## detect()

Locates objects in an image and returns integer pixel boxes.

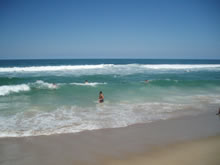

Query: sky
[0,0,220,59]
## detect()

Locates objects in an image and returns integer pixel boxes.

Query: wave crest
[0,80,108,96]
[70,82,107,87]
[0,64,111,72]
[0,64,219,74]
[0,84,30,96]
[34,80,58,89]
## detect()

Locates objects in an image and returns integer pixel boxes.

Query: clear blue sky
[0,0,220,59]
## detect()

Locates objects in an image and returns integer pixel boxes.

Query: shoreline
[0,110,218,139]
[0,112,220,165]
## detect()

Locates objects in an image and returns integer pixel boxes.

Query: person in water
[216,107,220,115]
[85,80,88,84]
[52,83,57,88]
[99,91,104,103]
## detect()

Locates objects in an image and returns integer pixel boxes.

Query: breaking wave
[0,84,30,96]
[0,80,107,96]
[70,82,107,87]
[33,80,58,89]
[0,64,219,73]
[0,64,111,72]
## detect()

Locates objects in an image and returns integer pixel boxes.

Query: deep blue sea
[0,59,220,137]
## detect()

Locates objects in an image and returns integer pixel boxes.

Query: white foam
[70,82,107,87]
[0,80,59,96]
[0,99,216,137]
[141,64,220,70]
[34,80,58,89]
[0,64,111,72]
[0,64,219,74]
[0,84,30,96]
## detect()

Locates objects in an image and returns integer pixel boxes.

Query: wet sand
[0,112,220,165]
[106,135,220,165]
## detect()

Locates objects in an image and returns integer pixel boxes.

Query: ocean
[0,59,220,137]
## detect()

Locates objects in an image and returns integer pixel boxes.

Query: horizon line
[0,58,220,60]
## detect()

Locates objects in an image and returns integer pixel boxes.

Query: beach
[106,135,220,165]
[1,111,220,165]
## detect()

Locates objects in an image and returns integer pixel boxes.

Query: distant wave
[141,64,220,70]
[0,64,220,73]
[0,81,57,96]
[70,82,107,87]
[0,84,30,96]
[0,64,112,72]
[33,80,58,89]
[0,80,107,96]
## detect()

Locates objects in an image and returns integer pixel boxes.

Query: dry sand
[0,112,220,165]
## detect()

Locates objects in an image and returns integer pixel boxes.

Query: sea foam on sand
[0,112,219,165]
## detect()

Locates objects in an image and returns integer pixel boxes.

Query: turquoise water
[0,59,220,137]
